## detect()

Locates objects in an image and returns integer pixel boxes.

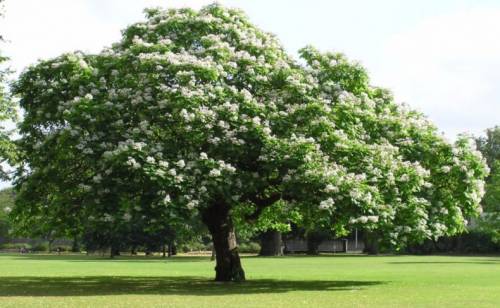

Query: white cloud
[374,8,500,138]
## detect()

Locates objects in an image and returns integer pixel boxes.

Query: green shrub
[238,242,261,253]
[405,230,500,254]
[55,245,73,252]
[179,241,209,253]
[0,243,32,250]
[31,243,49,252]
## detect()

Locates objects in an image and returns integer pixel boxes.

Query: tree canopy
[0,188,14,242]
[477,126,500,173]
[476,127,500,242]
[12,4,488,281]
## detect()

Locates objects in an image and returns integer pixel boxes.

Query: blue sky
[2,0,500,139]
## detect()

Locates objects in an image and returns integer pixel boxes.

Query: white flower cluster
[319,198,335,210]
[350,216,379,224]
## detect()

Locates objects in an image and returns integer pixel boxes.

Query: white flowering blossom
[163,194,171,205]
[186,200,199,210]
[176,160,186,168]
[441,166,451,173]
[209,169,221,177]
[319,198,335,210]
[92,174,102,183]
[168,169,177,176]
[126,157,141,170]
[324,184,339,193]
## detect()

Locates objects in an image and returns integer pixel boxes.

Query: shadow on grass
[6,254,500,264]
[0,276,383,297]
[5,254,212,263]
[387,260,500,265]
[3,254,372,263]
[3,253,383,263]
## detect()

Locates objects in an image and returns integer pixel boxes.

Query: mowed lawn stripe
[0,254,498,307]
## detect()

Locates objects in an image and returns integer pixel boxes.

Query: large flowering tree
[12,4,488,281]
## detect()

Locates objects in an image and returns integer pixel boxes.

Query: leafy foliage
[475,127,500,242]
[0,187,14,241]
[476,126,500,173]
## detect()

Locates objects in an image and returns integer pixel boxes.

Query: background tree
[480,163,500,242]
[12,4,488,282]
[476,126,500,170]
[476,127,500,242]
[0,188,14,243]
[232,200,298,256]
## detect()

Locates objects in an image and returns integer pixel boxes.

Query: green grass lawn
[0,253,499,307]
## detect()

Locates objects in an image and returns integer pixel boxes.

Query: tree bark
[167,242,172,257]
[71,237,80,253]
[202,202,245,282]
[110,242,120,258]
[48,238,55,253]
[363,231,379,255]
[131,246,137,255]
[259,230,283,256]
[306,232,323,255]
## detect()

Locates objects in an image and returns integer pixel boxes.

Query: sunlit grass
[0,253,499,307]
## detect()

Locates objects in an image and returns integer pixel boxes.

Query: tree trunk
[259,230,283,256]
[202,202,245,282]
[71,237,80,253]
[306,232,322,255]
[48,238,55,253]
[363,231,379,255]
[110,243,120,258]
[210,246,215,261]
